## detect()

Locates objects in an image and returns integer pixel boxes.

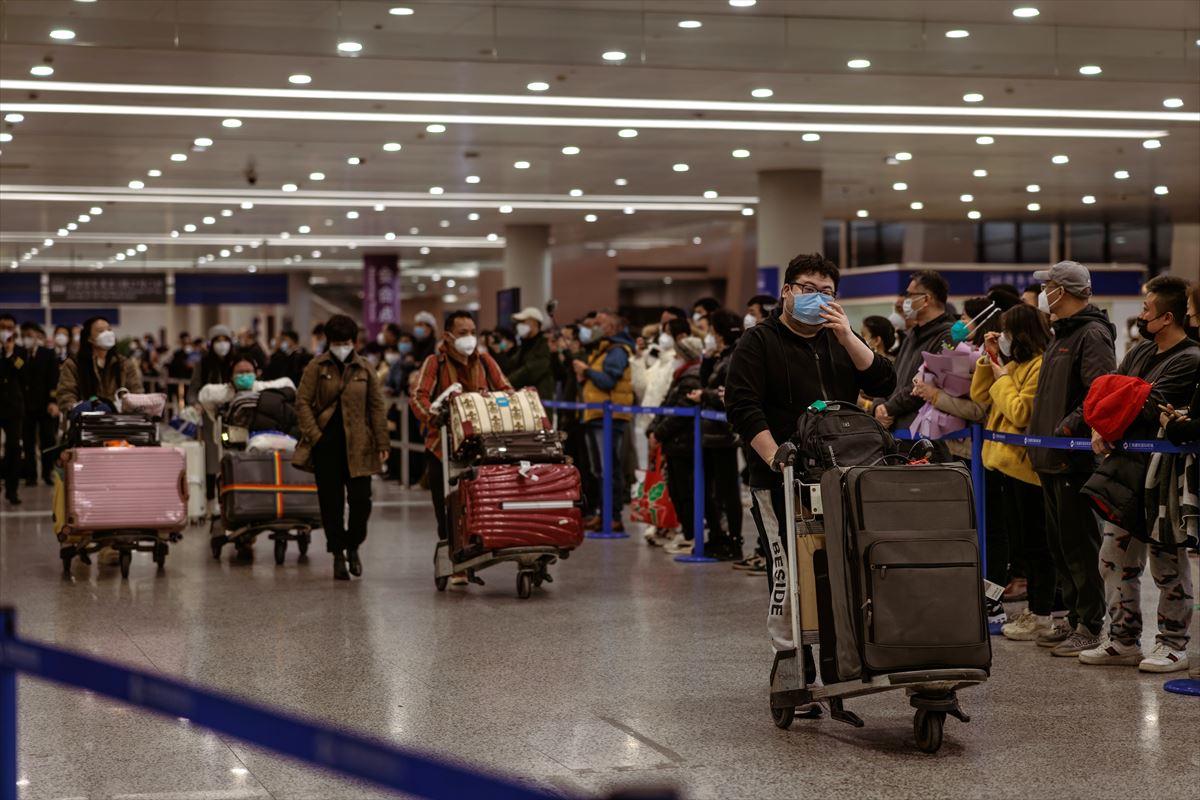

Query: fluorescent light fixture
[960,194,974,202]
[1081,195,1096,204]
[382,142,402,151]
[288,74,312,85]
[309,171,325,180]
[963,93,984,103]
[30,66,55,76]
[194,137,213,147]
[618,128,638,138]
[1163,98,1183,108]
[678,20,702,29]
[673,163,689,172]
[3,113,23,122]
[50,29,76,40]
[568,188,583,196]
[128,180,144,189]
[1012,7,1040,17]
[856,209,869,218]
[751,88,774,98]
[1113,170,1130,179]
[1143,139,1161,149]
[170,153,187,161]
[1027,202,1041,211]
[1078,65,1102,76]
[894,151,912,160]
[967,210,981,219]
[465,175,481,184]
[892,182,908,191]
[426,123,446,133]
[945,29,969,38]
[910,201,924,210]
[527,81,550,92]
[389,6,414,14]
[602,50,627,61]
[561,145,580,155]
[847,59,871,69]
[729,0,757,6]
[221,118,242,128]
[1051,154,1069,164]
[1027,184,1041,192]
[1154,185,1169,195]
[337,41,363,53]
[513,160,531,169]
[976,136,994,145]
[703,190,718,198]
[732,148,750,158]
[801,132,821,142]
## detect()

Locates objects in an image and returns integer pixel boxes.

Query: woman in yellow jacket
[970,304,1058,643]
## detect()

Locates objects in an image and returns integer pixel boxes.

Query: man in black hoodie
[726,253,896,659]
[1023,261,1116,657]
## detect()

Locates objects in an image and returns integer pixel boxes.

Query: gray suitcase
[819,464,991,683]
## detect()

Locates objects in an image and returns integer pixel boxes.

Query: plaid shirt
[411,344,511,458]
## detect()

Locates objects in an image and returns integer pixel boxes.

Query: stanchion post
[587,402,628,539]
[399,397,410,489]
[1,607,17,800]
[969,423,987,579]
[676,407,717,563]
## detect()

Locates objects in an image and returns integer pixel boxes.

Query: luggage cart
[59,530,181,580]
[429,385,575,599]
[767,459,987,754]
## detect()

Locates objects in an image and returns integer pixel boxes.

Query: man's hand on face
[818,300,854,344]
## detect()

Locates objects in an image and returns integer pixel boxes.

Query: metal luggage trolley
[768,458,987,754]
[59,525,181,581]
[429,385,574,599]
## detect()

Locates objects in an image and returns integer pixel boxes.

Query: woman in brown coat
[56,316,143,410]
[294,315,389,580]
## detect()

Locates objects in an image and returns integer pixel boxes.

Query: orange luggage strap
[220,452,317,518]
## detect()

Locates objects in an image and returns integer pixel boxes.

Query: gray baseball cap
[1032,260,1092,297]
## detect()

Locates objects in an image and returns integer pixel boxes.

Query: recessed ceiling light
[1078,65,1102,76]
[960,194,974,202]
[614,178,628,186]
[973,169,988,177]
[855,209,870,218]
[1113,170,1130,180]
[910,201,924,210]
[618,128,638,138]
[1153,185,1169,195]
[584,213,598,222]
[963,93,984,103]
[282,183,298,191]
[741,208,755,216]
[30,65,54,76]
[347,155,362,165]
[801,132,821,142]
[297,224,310,233]
[372,204,383,211]
[894,151,912,161]
[429,186,444,194]
[3,113,24,123]
[220,209,232,217]
[945,29,970,38]
[731,148,750,158]
[201,216,215,225]
[673,163,689,172]
[468,212,480,220]
[892,182,908,191]
[0,132,11,143]
[526,81,550,92]
[623,207,635,215]
[751,88,774,98]
[1162,98,1183,108]
[486,233,499,241]
[1026,184,1041,192]
[128,179,144,189]
[513,160,531,169]
[221,118,242,128]
[1081,195,1096,204]
[309,171,325,180]
[288,74,312,85]
[847,59,871,69]
[703,190,719,199]
[193,137,213,147]
[1027,202,1041,211]
[115,253,125,260]
[729,0,757,6]
[66,222,77,230]
[426,123,446,133]
[1012,7,1040,18]
[337,41,363,53]
[382,142,402,152]
[219,249,230,257]
[976,136,994,145]
[241,201,254,209]
[384,232,396,240]
[90,206,102,214]
[602,50,627,62]
[183,223,196,232]
[439,220,450,228]
[346,211,359,220]
[561,145,580,155]
[168,229,177,237]
[499,205,513,213]
[169,152,187,161]
[78,214,90,222]
[465,175,481,183]
[1051,154,1069,164]
[1142,139,1162,149]
[389,6,415,14]
[568,188,583,196]
[678,20,703,29]
[967,210,982,220]
[50,29,76,40]
[146,169,161,177]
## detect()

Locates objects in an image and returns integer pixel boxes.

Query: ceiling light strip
[0,232,505,248]
[0,103,1167,138]
[2,80,1194,123]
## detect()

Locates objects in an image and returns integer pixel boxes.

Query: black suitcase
[459,431,565,464]
[219,451,321,528]
[819,464,991,682]
[68,413,159,447]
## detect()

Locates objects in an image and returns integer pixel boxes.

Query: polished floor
[1,478,1197,800]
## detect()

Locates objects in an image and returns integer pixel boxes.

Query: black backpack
[790,400,897,483]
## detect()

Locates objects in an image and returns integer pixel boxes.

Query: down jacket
[970,354,1043,486]
[293,351,389,478]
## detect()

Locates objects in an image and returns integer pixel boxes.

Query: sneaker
[664,535,694,555]
[1050,625,1101,657]
[650,529,674,547]
[642,525,659,545]
[449,572,469,586]
[732,556,759,571]
[1078,636,1142,666]
[1002,577,1028,602]
[1139,643,1190,674]
[1001,610,1053,641]
[744,555,768,576]
[1035,618,1072,647]
[986,598,1007,626]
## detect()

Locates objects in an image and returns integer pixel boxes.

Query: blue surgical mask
[790,292,832,326]
[398,341,413,355]
[949,320,971,344]
[233,373,255,390]
[578,325,594,344]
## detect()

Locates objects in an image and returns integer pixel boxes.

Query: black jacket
[505,331,554,400]
[0,346,28,420]
[238,342,269,373]
[700,345,737,448]
[1028,305,1117,475]
[20,346,59,411]
[873,311,954,429]
[1164,378,1200,445]
[1082,336,1200,537]
[191,351,235,400]
[647,362,703,458]
[726,313,896,488]
[264,348,311,386]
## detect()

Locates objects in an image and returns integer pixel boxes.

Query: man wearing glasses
[726,253,896,665]
[871,269,955,431]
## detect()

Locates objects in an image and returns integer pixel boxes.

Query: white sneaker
[1139,642,1190,673]
[664,534,693,555]
[642,525,659,545]
[1078,636,1143,666]
[1001,610,1053,641]
[449,572,468,586]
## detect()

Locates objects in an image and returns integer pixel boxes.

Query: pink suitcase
[61,446,187,537]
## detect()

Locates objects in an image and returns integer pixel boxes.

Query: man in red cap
[1080,275,1199,673]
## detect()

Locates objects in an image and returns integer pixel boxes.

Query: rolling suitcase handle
[782,461,806,693]
[178,471,188,503]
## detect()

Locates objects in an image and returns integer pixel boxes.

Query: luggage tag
[516,460,539,481]
[983,579,1006,603]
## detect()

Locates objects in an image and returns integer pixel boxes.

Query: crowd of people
[1,256,1197,674]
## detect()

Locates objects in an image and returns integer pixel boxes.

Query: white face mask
[212,340,231,357]
[278,340,290,354]
[887,311,906,331]
[743,313,757,330]
[0,330,12,344]
[366,353,380,367]
[703,333,716,352]
[516,322,531,340]
[376,331,387,346]
[692,311,703,323]
[94,329,117,350]
[657,332,674,350]
[384,352,401,366]
[453,334,478,357]
[330,344,354,361]
[998,332,1013,358]
[22,336,36,350]
[54,332,69,347]
[1038,286,1063,315]
[901,296,925,320]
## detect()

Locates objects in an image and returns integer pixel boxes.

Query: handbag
[629,446,679,529]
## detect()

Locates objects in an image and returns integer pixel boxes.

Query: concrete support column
[1169,222,1199,283]
[756,170,823,272]
[503,224,551,313]
[287,270,313,338]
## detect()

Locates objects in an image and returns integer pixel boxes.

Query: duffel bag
[116,388,168,419]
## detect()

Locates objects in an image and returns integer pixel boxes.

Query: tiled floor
[1,479,1197,800]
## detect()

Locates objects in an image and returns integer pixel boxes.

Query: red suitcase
[61,446,187,537]
[449,463,584,556]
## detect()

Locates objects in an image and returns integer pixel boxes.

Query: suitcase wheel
[770,704,795,730]
[274,538,287,565]
[913,709,945,754]
[516,570,533,600]
[298,535,310,559]
[211,536,227,560]
[435,575,448,592]
[118,550,132,580]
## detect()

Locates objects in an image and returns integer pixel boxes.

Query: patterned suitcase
[61,446,187,538]
[449,389,551,456]
[219,450,321,528]
[448,463,583,557]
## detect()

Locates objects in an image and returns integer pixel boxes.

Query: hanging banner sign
[48,272,167,304]
[363,254,400,339]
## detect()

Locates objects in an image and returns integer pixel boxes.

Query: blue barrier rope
[0,607,573,800]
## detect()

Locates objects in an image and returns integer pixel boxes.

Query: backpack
[790,400,897,483]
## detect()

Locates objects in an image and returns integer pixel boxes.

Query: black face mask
[1135,312,1167,340]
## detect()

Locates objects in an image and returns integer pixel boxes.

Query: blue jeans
[584,420,625,518]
